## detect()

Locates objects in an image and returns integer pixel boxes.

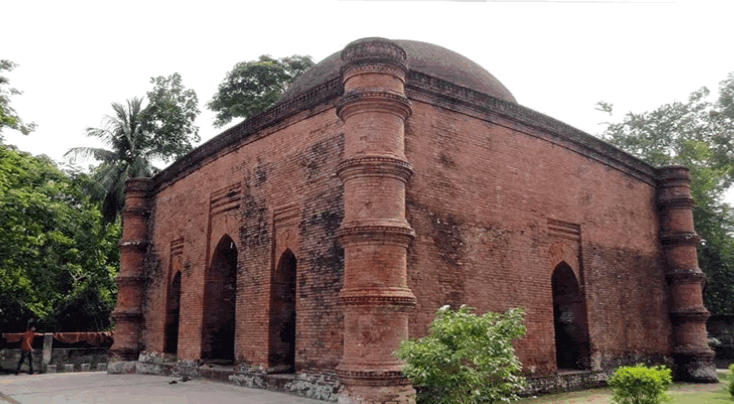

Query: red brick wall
[140,89,672,377]
[143,105,345,371]
[404,100,671,374]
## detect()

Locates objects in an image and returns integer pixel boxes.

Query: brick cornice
[147,66,659,194]
[405,71,657,185]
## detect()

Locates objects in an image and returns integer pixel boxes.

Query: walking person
[16,324,37,375]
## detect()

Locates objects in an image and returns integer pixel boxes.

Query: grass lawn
[517,370,732,404]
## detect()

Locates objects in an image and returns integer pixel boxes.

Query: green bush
[608,364,672,404]
[728,363,734,397]
[394,305,526,404]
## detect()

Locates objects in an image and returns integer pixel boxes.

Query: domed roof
[278,39,517,104]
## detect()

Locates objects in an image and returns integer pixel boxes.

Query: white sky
[3,0,734,199]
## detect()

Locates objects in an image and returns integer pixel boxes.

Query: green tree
[140,72,201,160]
[66,73,200,223]
[207,54,314,128]
[0,60,36,140]
[0,146,119,332]
[66,97,159,223]
[394,305,526,404]
[597,72,734,315]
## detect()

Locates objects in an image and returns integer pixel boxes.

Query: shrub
[608,364,672,404]
[728,363,734,397]
[394,305,526,404]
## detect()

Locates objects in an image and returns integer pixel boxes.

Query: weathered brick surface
[142,105,345,371]
[109,37,716,403]
[404,100,670,374]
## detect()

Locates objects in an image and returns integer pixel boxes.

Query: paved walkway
[0,372,325,404]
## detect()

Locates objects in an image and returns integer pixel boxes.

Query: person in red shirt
[15,324,36,375]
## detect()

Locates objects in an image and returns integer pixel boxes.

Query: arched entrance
[202,235,238,363]
[552,262,590,370]
[164,271,182,354]
[269,249,297,372]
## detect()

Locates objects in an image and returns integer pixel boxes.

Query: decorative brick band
[124,178,152,195]
[117,240,148,251]
[342,63,407,84]
[657,196,695,209]
[660,232,701,247]
[335,90,412,120]
[116,275,146,286]
[337,288,417,308]
[336,155,413,182]
[669,308,710,321]
[341,38,407,65]
[335,369,412,386]
[672,346,716,358]
[337,224,415,247]
[121,207,150,217]
[656,165,692,184]
[665,269,705,283]
[111,309,143,321]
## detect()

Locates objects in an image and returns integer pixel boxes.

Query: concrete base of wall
[524,370,608,396]
[128,353,341,401]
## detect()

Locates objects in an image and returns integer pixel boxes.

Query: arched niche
[202,235,238,363]
[164,271,182,354]
[552,261,590,370]
[269,249,297,372]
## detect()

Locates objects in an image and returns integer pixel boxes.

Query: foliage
[729,363,734,397]
[608,364,672,404]
[66,73,199,223]
[139,73,201,161]
[0,60,36,140]
[597,72,734,315]
[66,98,159,223]
[394,305,526,404]
[0,145,119,332]
[207,54,314,127]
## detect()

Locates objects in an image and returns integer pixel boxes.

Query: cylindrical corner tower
[656,166,717,382]
[110,178,151,361]
[335,38,417,404]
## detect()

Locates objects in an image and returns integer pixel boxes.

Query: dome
[278,39,517,104]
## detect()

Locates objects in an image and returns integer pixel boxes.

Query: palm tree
[66,98,160,223]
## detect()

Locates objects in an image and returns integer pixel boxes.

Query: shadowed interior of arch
[202,235,238,364]
[269,249,297,372]
[552,261,591,370]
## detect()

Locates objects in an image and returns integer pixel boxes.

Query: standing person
[16,324,36,375]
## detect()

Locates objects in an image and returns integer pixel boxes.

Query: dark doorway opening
[164,271,182,354]
[552,262,590,370]
[202,235,237,364]
[269,250,297,373]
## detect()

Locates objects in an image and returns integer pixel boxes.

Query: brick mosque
[109,38,717,403]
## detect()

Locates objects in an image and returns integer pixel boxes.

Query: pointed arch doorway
[202,235,238,363]
[164,271,182,354]
[269,249,297,372]
[552,262,590,370]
